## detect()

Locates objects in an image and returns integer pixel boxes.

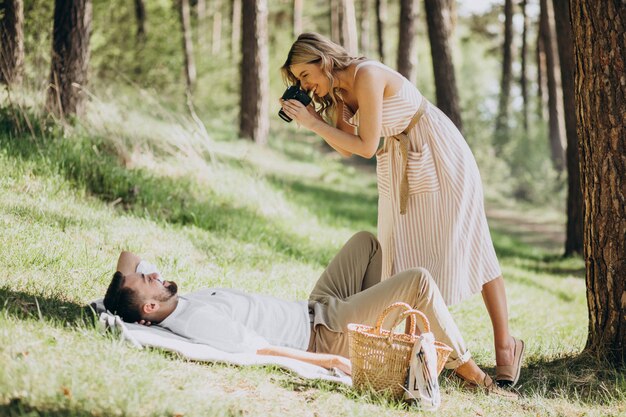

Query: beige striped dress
[343,61,502,306]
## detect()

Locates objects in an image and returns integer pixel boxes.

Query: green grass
[0,95,624,417]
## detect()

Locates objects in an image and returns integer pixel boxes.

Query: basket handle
[374,302,417,336]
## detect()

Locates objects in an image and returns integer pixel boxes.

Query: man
[104,232,501,390]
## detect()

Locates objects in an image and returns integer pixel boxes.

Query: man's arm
[257,346,351,375]
[116,251,141,275]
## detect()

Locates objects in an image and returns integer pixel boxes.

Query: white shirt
[136,261,311,354]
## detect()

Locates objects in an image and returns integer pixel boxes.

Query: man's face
[123,272,178,304]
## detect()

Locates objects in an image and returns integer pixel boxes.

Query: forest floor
[0,94,623,417]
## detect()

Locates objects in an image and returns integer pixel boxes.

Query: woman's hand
[279,99,323,130]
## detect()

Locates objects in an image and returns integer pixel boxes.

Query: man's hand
[136,320,152,326]
[332,355,352,376]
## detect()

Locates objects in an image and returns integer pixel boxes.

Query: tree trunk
[358,0,370,56]
[330,0,340,45]
[539,0,565,172]
[212,0,223,55]
[553,0,582,257]
[375,0,386,62]
[494,0,514,152]
[571,0,626,365]
[231,0,241,61]
[47,0,92,117]
[134,0,146,44]
[397,0,418,84]
[0,0,24,86]
[536,26,548,120]
[293,0,303,37]
[179,0,196,91]
[519,0,528,133]
[424,0,463,133]
[240,0,269,145]
[197,0,207,46]
[340,0,358,55]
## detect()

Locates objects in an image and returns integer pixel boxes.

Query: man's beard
[157,281,178,302]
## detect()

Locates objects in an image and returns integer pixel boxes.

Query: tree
[134,0,146,44]
[293,0,303,37]
[570,0,626,364]
[397,0,418,84]
[331,0,358,55]
[424,0,463,133]
[47,0,92,117]
[211,0,223,55]
[539,0,565,172]
[519,0,529,133]
[375,0,386,62]
[231,0,242,61]
[358,0,370,56]
[0,0,24,86]
[197,0,207,46]
[494,0,514,152]
[239,0,269,144]
[178,0,196,91]
[553,0,582,256]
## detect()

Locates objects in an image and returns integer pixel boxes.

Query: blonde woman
[279,33,524,387]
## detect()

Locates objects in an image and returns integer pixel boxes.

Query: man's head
[104,271,178,323]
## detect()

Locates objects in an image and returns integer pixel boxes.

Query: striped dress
[343,61,501,306]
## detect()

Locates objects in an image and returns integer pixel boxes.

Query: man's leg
[309,231,382,303]
[317,268,471,369]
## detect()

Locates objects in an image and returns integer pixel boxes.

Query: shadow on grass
[0,399,92,417]
[0,127,340,267]
[267,175,378,229]
[0,287,95,326]
[511,352,626,404]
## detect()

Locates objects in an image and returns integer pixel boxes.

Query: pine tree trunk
[231,0,241,61]
[375,0,386,63]
[358,0,370,56]
[539,0,565,172]
[553,0,582,257]
[212,0,223,55]
[519,0,528,133]
[397,0,418,84]
[424,0,463,133]
[494,0,514,152]
[47,0,92,117]
[330,0,340,44]
[134,0,146,44]
[0,0,24,86]
[293,0,303,37]
[240,0,269,145]
[179,0,196,91]
[536,27,547,120]
[571,0,626,365]
[340,0,358,55]
[197,0,207,46]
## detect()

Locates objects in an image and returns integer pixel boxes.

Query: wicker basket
[347,302,453,400]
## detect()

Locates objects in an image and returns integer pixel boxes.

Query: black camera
[278,85,312,122]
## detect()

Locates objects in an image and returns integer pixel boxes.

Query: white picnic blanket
[90,300,352,385]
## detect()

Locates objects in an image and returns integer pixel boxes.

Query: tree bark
[179,0,196,91]
[231,0,241,61]
[553,0,582,257]
[494,0,514,152]
[293,0,303,37]
[340,0,358,55]
[571,0,626,365]
[240,0,269,145]
[375,0,386,62]
[539,0,565,172]
[134,0,146,44]
[424,0,463,133]
[330,0,340,45]
[397,0,418,84]
[519,0,529,133]
[358,0,370,56]
[0,0,24,86]
[47,0,92,117]
[212,0,223,55]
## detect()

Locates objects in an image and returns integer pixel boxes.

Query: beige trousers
[308,231,471,369]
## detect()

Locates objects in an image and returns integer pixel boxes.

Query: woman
[279,33,524,387]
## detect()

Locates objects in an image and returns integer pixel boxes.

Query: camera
[278,85,312,122]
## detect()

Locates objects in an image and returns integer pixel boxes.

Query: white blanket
[91,301,351,385]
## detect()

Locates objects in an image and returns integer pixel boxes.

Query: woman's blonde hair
[281,32,364,122]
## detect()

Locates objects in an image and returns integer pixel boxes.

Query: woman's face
[290,62,329,96]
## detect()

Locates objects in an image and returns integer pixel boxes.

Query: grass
[0,93,624,417]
